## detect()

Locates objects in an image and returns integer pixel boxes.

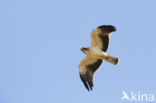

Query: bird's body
[79,25,119,91]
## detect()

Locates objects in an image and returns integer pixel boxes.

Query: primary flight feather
[79,25,119,91]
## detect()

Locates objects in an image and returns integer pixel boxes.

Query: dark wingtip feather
[79,72,94,91]
[97,25,116,32]
[88,80,93,90]
[80,74,90,91]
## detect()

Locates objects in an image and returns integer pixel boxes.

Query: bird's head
[80,47,89,54]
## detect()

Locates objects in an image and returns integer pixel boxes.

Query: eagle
[79,25,119,91]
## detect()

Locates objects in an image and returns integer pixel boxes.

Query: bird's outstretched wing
[79,56,102,91]
[90,25,116,52]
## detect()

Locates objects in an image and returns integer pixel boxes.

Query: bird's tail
[101,53,119,65]
[106,56,119,65]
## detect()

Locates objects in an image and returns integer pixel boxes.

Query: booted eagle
[79,25,119,91]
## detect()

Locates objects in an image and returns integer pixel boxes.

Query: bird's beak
[80,48,85,54]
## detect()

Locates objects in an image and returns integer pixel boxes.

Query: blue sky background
[0,0,156,103]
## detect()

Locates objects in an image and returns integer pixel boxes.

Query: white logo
[121,91,155,102]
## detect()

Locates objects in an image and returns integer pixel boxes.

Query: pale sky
[0,0,156,103]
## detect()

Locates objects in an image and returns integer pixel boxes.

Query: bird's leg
[100,52,119,65]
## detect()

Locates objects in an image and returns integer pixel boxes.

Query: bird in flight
[79,25,119,91]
